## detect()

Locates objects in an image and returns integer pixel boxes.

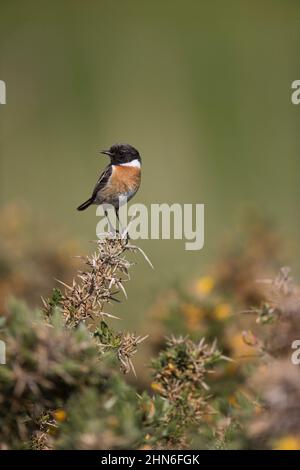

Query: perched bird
[77,143,142,222]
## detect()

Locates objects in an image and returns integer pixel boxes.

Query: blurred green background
[1,0,300,328]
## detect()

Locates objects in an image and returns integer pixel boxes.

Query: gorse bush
[0,233,227,449]
[0,300,105,449]
[43,235,149,375]
[1,208,299,449]
[0,299,228,449]
[149,336,230,448]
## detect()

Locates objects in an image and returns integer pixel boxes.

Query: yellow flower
[151,382,165,394]
[53,409,67,422]
[228,394,240,408]
[273,435,300,450]
[182,303,205,330]
[228,332,257,360]
[214,303,231,320]
[195,276,215,295]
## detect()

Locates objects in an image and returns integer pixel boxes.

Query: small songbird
[77,143,142,221]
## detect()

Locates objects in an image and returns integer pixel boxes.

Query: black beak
[101,149,112,157]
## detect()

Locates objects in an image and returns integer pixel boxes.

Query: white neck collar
[119,159,141,168]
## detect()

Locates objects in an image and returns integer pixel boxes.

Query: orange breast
[101,165,141,198]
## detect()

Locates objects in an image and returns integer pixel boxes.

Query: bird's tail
[77,197,93,211]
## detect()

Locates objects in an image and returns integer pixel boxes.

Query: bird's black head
[101,143,141,165]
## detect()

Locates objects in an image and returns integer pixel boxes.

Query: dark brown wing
[91,165,112,200]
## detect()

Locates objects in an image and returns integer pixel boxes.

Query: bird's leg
[116,207,130,240]
[104,209,116,236]
[115,208,120,235]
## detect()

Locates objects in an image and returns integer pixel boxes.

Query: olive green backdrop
[1,0,300,327]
